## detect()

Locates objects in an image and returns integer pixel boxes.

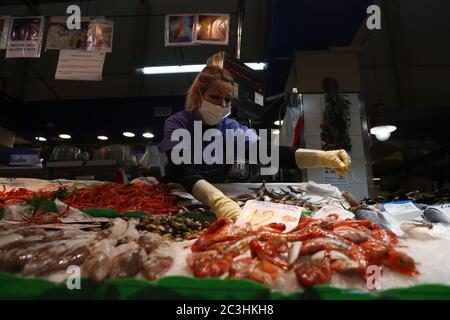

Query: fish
[118,219,141,243]
[354,206,393,230]
[82,239,117,283]
[108,242,141,278]
[141,254,173,281]
[108,248,142,279]
[423,205,450,224]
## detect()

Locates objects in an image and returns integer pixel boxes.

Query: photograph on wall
[0,16,11,49]
[46,16,91,50]
[86,19,114,52]
[164,14,195,46]
[6,16,44,58]
[194,14,229,45]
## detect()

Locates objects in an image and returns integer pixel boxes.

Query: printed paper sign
[6,16,44,58]
[313,204,354,220]
[0,16,11,49]
[236,200,302,232]
[46,16,91,50]
[194,14,229,45]
[86,19,114,52]
[382,200,421,216]
[165,14,195,46]
[55,49,105,81]
[323,168,349,188]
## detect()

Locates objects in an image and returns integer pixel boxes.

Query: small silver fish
[423,206,450,224]
[354,206,393,230]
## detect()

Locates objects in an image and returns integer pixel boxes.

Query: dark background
[1,0,449,191]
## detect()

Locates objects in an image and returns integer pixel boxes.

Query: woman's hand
[294,149,351,176]
[192,180,241,221]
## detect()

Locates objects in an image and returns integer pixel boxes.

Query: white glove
[295,149,351,176]
[192,180,241,221]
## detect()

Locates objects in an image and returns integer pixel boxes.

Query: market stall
[1,178,449,300]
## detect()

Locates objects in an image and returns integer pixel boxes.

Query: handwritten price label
[236,200,302,232]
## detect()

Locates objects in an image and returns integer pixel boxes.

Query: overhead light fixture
[97,135,109,141]
[35,136,47,142]
[370,125,397,141]
[373,178,381,181]
[272,129,280,135]
[142,132,154,139]
[243,63,268,71]
[123,132,135,138]
[138,62,268,75]
[274,120,283,126]
[58,134,71,140]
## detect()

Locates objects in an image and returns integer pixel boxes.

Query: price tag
[236,200,302,232]
[382,200,421,216]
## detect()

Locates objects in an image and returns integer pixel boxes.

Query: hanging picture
[6,16,44,58]
[0,16,11,49]
[194,14,229,45]
[46,16,91,50]
[165,14,195,46]
[86,19,114,52]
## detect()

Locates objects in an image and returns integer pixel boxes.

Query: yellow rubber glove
[294,149,351,176]
[192,179,241,221]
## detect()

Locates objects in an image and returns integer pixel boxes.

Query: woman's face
[202,80,233,108]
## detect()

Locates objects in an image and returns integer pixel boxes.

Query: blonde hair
[185,66,235,111]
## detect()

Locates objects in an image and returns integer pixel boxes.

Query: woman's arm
[165,151,241,221]
[166,151,203,193]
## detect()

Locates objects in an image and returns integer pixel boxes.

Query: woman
[159,66,351,221]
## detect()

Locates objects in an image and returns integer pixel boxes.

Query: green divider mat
[1,272,450,300]
[81,208,217,222]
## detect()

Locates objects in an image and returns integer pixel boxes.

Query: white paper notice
[323,168,349,189]
[235,200,302,232]
[55,49,105,81]
[382,201,421,216]
[6,16,44,58]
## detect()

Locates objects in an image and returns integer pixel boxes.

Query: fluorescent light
[370,125,397,141]
[140,64,205,75]
[139,62,268,75]
[35,136,47,142]
[244,62,268,70]
[59,134,71,139]
[123,132,135,138]
[274,120,283,126]
[97,135,109,141]
[142,132,154,139]
[373,178,381,181]
[272,129,280,135]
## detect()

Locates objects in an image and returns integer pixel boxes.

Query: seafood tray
[2,180,450,299]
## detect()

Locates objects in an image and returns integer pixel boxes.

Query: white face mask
[198,94,231,125]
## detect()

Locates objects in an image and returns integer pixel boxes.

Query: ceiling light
[244,62,268,70]
[140,64,205,75]
[370,125,397,141]
[123,132,135,138]
[274,120,283,126]
[58,134,71,139]
[138,62,268,75]
[97,135,109,141]
[142,132,154,139]
[35,136,47,142]
[373,178,381,181]
[272,129,280,135]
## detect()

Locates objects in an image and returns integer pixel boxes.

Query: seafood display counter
[1,178,450,300]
